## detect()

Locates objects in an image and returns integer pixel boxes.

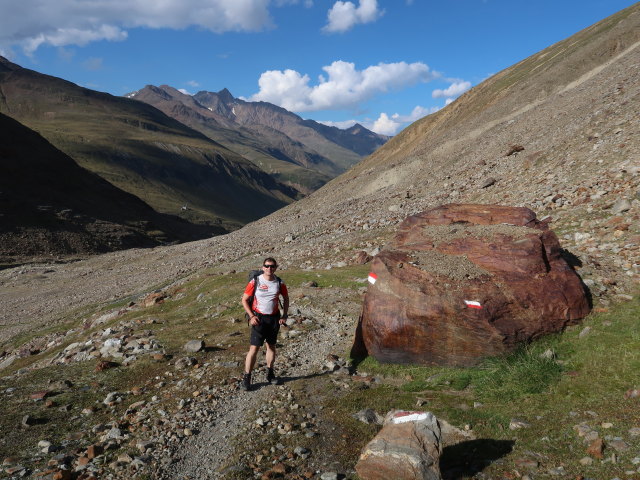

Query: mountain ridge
[128,85,388,193]
[0,59,300,232]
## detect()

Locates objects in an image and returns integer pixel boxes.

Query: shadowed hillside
[0,113,224,263]
[0,58,299,231]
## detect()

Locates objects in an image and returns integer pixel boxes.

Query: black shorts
[250,313,280,347]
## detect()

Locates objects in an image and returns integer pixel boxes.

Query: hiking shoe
[241,373,251,391]
[266,368,278,385]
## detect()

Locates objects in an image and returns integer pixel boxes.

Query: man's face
[263,262,277,275]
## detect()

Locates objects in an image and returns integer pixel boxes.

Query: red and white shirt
[244,275,288,315]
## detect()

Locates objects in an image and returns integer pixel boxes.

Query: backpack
[245,269,282,322]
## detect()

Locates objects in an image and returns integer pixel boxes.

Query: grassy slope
[1,261,637,479]
[332,296,640,479]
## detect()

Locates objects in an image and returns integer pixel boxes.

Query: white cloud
[445,98,455,105]
[323,0,383,33]
[178,88,193,95]
[0,0,275,54]
[317,119,358,129]
[366,105,438,135]
[432,80,471,99]
[186,80,200,87]
[370,113,398,136]
[250,60,435,112]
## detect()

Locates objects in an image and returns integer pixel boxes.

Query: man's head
[262,258,278,278]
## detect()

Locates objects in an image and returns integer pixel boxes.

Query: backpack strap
[250,273,260,313]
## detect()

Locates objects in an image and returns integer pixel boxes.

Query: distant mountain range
[126,85,388,193]
[0,56,387,260]
[0,56,300,233]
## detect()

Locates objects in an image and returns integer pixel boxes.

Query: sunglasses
[263,264,277,269]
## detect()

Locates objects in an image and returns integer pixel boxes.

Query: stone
[0,355,17,369]
[509,419,531,430]
[30,391,51,401]
[352,409,384,425]
[104,427,124,440]
[587,438,604,459]
[355,251,373,264]
[95,360,118,372]
[175,357,197,369]
[624,389,639,399]
[547,466,565,475]
[608,439,629,451]
[438,419,475,446]
[22,415,36,427]
[355,204,590,366]
[143,292,166,307]
[611,199,632,214]
[52,470,73,480]
[86,445,103,459]
[320,473,339,480]
[514,457,539,469]
[506,145,524,156]
[356,410,442,480]
[578,326,591,338]
[184,340,205,353]
[481,177,497,188]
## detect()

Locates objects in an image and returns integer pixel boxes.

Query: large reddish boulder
[356,204,590,366]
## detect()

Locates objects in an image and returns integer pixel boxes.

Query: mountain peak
[217,88,234,103]
[346,123,365,133]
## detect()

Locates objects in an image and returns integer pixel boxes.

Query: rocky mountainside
[128,86,388,193]
[2,2,638,348]
[252,2,640,296]
[0,113,221,262]
[193,89,388,171]
[0,5,639,480]
[0,57,298,232]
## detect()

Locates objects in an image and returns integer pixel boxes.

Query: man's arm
[279,292,289,325]
[242,286,260,326]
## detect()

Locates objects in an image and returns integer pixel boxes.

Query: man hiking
[241,257,289,391]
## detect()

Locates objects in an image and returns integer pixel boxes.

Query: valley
[0,3,639,480]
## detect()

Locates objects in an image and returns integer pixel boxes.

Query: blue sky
[0,0,635,135]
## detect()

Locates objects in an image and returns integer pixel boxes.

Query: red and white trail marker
[368,273,378,285]
[464,300,482,309]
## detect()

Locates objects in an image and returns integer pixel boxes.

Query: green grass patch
[334,293,640,479]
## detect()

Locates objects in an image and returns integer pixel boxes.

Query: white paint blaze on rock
[356,410,442,480]
[368,272,377,284]
[464,300,482,309]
